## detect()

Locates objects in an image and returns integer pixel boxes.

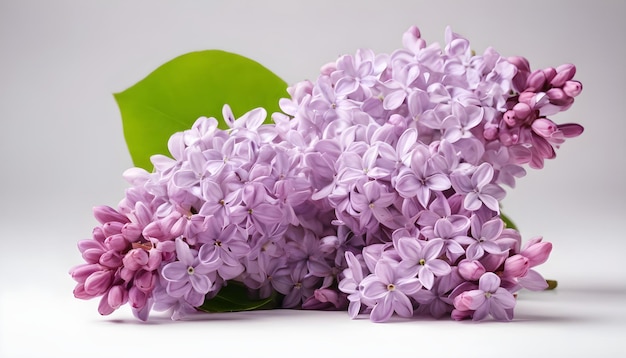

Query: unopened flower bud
[521,237,552,267]
[483,125,498,141]
[128,286,148,309]
[507,56,530,73]
[98,294,115,316]
[105,233,129,252]
[107,285,128,309]
[563,80,582,97]
[518,91,535,106]
[542,67,557,83]
[123,248,149,271]
[503,110,517,126]
[135,270,157,293]
[102,221,124,238]
[84,270,114,296]
[458,260,486,281]
[512,102,532,120]
[93,206,128,225]
[99,250,123,269]
[550,64,576,87]
[69,263,100,283]
[503,254,530,278]
[122,222,142,241]
[546,88,571,105]
[531,118,558,138]
[526,70,546,91]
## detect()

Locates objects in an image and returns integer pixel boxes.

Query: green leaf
[500,211,518,231]
[114,50,288,171]
[197,281,279,313]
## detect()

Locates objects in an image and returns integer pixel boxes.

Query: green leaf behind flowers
[197,281,279,313]
[114,50,288,171]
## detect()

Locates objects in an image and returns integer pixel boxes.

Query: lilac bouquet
[70,26,583,322]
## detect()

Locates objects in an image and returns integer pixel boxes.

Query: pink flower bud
[93,206,128,225]
[512,102,532,120]
[134,270,157,293]
[518,91,535,106]
[503,254,530,278]
[105,233,129,252]
[521,237,552,267]
[123,248,149,271]
[451,308,473,321]
[98,294,115,316]
[503,110,517,126]
[99,250,123,269]
[107,285,128,309]
[558,123,584,138]
[526,70,546,91]
[128,286,148,309]
[453,291,474,311]
[82,247,104,264]
[531,118,558,138]
[69,263,100,283]
[73,283,92,300]
[550,64,576,87]
[483,125,498,141]
[84,270,114,296]
[92,227,106,243]
[142,221,165,240]
[542,67,557,83]
[102,221,124,238]
[563,80,582,97]
[507,56,530,73]
[458,260,486,281]
[546,88,571,106]
[122,222,142,241]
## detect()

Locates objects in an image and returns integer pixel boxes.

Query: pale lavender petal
[479,272,501,293]
[161,262,188,282]
[392,292,414,318]
[418,267,435,290]
[517,269,549,291]
[426,174,452,191]
[189,273,211,294]
[492,288,516,309]
[370,295,395,323]
[423,238,445,260]
[426,259,451,277]
[383,90,407,110]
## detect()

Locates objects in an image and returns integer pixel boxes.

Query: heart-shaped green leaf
[114,50,288,171]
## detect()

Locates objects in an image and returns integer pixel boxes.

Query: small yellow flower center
[485,292,492,298]
[187,266,195,275]
[387,283,396,291]
[419,259,426,266]
[294,282,302,289]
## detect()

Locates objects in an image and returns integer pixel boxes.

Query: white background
[1,1,625,357]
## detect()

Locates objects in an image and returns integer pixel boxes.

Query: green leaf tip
[114,50,288,171]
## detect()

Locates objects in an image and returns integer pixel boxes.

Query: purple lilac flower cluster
[70,26,583,322]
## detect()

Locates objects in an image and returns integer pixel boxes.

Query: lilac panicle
[71,25,582,323]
